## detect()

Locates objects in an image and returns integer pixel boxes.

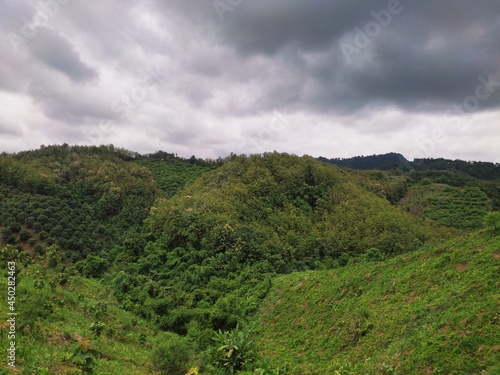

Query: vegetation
[0,145,498,374]
[120,153,435,336]
[319,152,409,171]
[253,231,500,374]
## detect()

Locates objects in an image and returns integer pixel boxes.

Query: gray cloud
[28,28,98,83]
[0,121,23,137]
[0,0,499,162]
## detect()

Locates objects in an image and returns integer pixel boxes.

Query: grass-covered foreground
[0,258,160,374]
[253,230,500,374]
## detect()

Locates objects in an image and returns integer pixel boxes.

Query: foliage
[0,261,157,374]
[134,158,212,197]
[253,231,500,374]
[319,152,409,170]
[75,255,110,278]
[484,211,500,231]
[0,145,160,265]
[211,324,257,373]
[1,145,499,374]
[115,153,434,335]
[399,183,491,230]
[151,333,192,375]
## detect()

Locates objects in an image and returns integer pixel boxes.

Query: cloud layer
[0,0,499,161]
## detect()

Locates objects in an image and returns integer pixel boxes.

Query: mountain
[318,152,410,170]
[319,153,500,180]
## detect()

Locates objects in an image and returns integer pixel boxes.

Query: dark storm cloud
[161,0,500,114]
[28,28,98,83]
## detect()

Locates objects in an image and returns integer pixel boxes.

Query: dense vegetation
[319,153,500,181]
[115,153,435,335]
[319,153,409,171]
[0,145,498,374]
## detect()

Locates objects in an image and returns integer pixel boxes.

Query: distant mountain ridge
[318,152,409,171]
[319,153,500,180]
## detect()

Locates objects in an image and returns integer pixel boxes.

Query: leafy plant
[211,324,257,373]
[72,340,100,374]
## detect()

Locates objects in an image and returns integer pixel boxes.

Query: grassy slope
[0,261,159,375]
[253,230,500,374]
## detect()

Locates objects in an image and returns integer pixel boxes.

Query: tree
[19,229,32,242]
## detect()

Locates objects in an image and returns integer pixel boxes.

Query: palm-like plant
[212,324,256,373]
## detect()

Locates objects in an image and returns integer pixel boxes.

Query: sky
[0,0,499,162]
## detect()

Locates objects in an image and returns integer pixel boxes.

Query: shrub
[34,244,45,256]
[211,324,257,373]
[364,247,384,262]
[74,255,109,278]
[151,334,191,375]
[19,229,32,242]
[38,231,49,241]
[9,223,21,233]
[421,178,432,185]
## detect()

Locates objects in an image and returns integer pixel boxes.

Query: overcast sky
[1,0,499,162]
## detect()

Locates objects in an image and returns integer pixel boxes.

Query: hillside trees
[0,147,160,262]
[115,153,434,334]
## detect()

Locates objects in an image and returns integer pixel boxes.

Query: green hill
[1,145,499,374]
[252,230,500,374]
[127,153,438,335]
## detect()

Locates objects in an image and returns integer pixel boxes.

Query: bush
[38,231,50,241]
[363,247,384,262]
[19,229,32,242]
[151,334,191,375]
[74,255,109,278]
[9,223,21,233]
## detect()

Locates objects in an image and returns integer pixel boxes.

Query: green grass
[252,230,500,374]
[0,261,160,374]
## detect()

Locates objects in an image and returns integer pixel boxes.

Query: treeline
[7,143,225,167]
[320,153,500,180]
[319,152,409,170]
[412,158,500,180]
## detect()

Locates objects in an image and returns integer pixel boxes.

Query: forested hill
[319,153,500,180]
[1,144,499,374]
[318,152,409,170]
